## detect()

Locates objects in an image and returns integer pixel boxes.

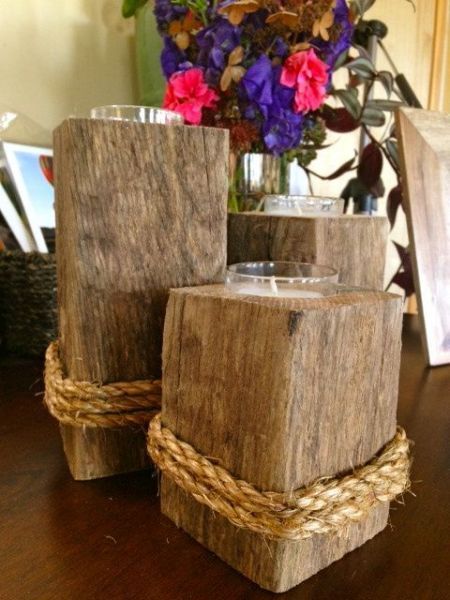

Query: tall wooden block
[160,284,403,592]
[228,212,389,289]
[53,119,228,480]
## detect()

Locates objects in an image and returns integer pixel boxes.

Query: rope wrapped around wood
[148,414,411,542]
[44,342,162,428]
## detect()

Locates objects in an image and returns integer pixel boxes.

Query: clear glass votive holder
[264,195,345,217]
[226,262,339,298]
[90,105,184,125]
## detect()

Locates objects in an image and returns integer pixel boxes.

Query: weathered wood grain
[396,108,450,366]
[53,119,228,479]
[160,284,403,592]
[227,213,389,290]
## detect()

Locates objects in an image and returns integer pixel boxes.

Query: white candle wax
[235,284,323,299]
[264,206,303,217]
[265,206,338,218]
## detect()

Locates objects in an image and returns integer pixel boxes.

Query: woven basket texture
[0,251,57,357]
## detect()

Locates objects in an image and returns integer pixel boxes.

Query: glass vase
[229,153,309,212]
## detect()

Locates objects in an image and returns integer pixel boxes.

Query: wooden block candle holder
[228,212,389,289]
[51,117,228,480]
[150,281,409,592]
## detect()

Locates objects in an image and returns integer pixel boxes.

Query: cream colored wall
[0,0,137,146]
[311,0,437,292]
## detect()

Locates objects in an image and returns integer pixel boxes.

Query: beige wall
[0,0,137,146]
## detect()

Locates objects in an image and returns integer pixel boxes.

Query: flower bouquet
[156,0,353,150]
[152,0,353,206]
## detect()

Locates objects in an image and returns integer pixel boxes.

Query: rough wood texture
[396,108,450,366]
[227,213,388,290]
[160,284,403,592]
[53,118,228,480]
[3,317,450,600]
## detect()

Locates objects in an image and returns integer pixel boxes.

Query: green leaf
[377,71,394,97]
[353,44,372,62]
[333,49,350,70]
[361,107,386,127]
[386,139,400,167]
[333,88,362,120]
[345,57,376,79]
[122,0,148,18]
[350,0,376,17]
[366,99,404,112]
[324,153,358,180]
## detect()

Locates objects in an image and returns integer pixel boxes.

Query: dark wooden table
[1,316,449,600]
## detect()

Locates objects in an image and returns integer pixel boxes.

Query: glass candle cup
[90,105,184,125]
[226,262,339,298]
[264,195,345,217]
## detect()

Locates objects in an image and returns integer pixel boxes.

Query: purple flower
[272,36,289,59]
[161,36,187,79]
[263,72,303,154]
[241,55,273,118]
[263,110,303,155]
[154,0,187,31]
[317,0,353,67]
[241,59,304,154]
[196,20,241,85]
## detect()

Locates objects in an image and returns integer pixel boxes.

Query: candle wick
[270,276,279,296]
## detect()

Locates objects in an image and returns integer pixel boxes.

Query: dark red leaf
[393,242,412,271]
[357,143,383,189]
[322,105,360,133]
[392,271,415,297]
[318,154,357,180]
[387,185,403,229]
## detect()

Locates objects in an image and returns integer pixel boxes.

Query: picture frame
[0,182,36,251]
[396,107,450,366]
[2,142,54,253]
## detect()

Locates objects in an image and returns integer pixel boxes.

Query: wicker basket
[0,251,57,357]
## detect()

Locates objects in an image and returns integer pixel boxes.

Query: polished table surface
[1,316,449,600]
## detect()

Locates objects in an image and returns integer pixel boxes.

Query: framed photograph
[0,183,36,251]
[397,107,450,366]
[2,142,54,253]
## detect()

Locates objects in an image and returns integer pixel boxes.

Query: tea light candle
[264,195,344,217]
[226,262,338,299]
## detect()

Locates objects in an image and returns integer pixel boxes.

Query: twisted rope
[148,414,411,541]
[44,342,162,428]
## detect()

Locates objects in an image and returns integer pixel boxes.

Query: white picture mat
[2,142,54,253]
[0,183,36,251]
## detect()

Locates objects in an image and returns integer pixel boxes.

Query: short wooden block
[227,212,389,290]
[160,284,403,592]
[53,119,228,480]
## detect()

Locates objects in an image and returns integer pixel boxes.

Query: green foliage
[284,121,327,168]
[312,0,417,296]
[122,0,148,19]
[172,0,210,24]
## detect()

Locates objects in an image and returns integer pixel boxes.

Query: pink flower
[163,68,219,125]
[280,49,329,113]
